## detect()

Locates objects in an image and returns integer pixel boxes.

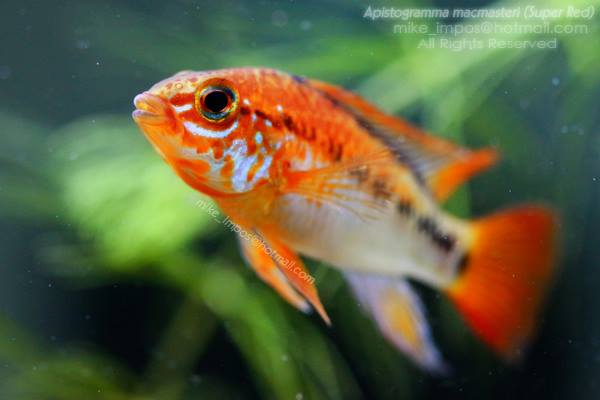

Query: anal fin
[345,272,446,372]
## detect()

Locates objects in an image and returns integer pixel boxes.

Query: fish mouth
[132,92,169,126]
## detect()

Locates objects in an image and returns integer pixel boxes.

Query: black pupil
[204,90,229,113]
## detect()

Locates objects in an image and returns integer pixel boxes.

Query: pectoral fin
[281,151,392,220]
[237,234,310,313]
[345,272,446,372]
[254,229,331,325]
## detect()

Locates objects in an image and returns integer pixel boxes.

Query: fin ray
[308,79,498,201]
[345,272,446,372]
[282,151,393,220]
[237,234,310,312]
[447,206,558,360]
[254,230,331,325]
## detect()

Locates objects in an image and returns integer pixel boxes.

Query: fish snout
[132,92,170,126]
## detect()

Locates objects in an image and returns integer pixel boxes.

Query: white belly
[270,194,465,288]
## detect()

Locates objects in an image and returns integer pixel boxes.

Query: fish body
[133,68,557,371]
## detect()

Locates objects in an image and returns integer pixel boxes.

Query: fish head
[133,69,273,196]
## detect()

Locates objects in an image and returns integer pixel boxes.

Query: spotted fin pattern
[308,79,498,201]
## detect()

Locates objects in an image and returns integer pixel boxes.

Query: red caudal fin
[447,206,558,360]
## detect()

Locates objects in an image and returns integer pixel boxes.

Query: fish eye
[196,85,237,121]
[204,90,229,113]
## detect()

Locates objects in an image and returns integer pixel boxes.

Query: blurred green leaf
[48,116,215,270]
[0,112,58,220]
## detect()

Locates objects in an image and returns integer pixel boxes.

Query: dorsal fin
[307,79,499,202]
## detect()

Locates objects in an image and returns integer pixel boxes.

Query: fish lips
[132,92,170,126]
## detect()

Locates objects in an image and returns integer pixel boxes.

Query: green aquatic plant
[0,0,599,398]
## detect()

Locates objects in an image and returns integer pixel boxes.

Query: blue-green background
[0,0,598,399]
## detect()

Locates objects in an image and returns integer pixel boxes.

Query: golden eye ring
[195,85,238,122]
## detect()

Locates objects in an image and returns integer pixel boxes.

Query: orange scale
[253,177,269,187]
[220,159,234,179]
[237,116,252,132]
[247,137,257,155]
[170,93,194,106]
[247,152,264,182]
[212,142,224,160]
[194,160,211,175]
[195,141,211,154]
[180,109,204,124]
[177,159,210,175]
[181,133,199,148]
[263,134,273,153]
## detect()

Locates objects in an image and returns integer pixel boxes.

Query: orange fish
[133,68,557,371]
